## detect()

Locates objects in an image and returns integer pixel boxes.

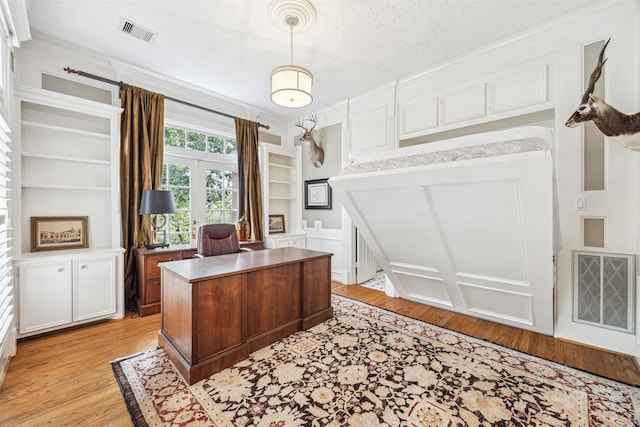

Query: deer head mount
[295,114,324,168]
[565,38,640,151]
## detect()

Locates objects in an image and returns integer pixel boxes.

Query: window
[155,125,238,246]
[161,162,191,245]
[165,127,237,155]
[205,168,237,223]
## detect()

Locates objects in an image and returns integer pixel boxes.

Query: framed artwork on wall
[31,216,88,252]
[268,214,286,234]
[304,178,332,210]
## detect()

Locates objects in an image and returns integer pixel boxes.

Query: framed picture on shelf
[31,216,88,252]
[304,178,332,210]
[269,215,286,234]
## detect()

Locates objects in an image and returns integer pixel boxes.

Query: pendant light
[269,1,315,108]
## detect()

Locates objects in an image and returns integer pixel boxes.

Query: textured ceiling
[24,0,599,121]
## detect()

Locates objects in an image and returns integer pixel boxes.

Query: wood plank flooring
[0,283,638,426]
[0,313,161,426]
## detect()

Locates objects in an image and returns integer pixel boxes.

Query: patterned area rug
[112,295,640,426]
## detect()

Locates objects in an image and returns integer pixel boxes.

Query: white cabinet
[348,82,395,160]
[265,234,306,249]
[18,261,72,333]
[488,64,548,115]
[397,57,554,140]
[17,251,120,337]
[399,96,438,137]
[74,256,116,321]
[439,84,486,126]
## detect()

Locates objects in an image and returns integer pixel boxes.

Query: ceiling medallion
[268,0,316,33]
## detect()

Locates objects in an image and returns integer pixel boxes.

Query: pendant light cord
[286,15,299,65]
[290,23,294,64]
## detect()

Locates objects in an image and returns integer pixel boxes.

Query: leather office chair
[194,223,252,258]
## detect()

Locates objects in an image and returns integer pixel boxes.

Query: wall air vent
[573,251,635,334]
[118,19,158,43]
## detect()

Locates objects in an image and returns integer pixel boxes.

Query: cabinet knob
[57,267,65,272]
[80,265,88,269]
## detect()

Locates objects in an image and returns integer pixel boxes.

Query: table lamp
[139,189,177,249]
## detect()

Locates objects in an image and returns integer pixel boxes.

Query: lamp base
[146,243,170,250]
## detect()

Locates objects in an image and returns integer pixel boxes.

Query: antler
[294,115,318,133]
[307,114,317,133]
[294,118,308,131]
[581,37,610,104]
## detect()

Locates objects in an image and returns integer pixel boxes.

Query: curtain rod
[63,67,270,130]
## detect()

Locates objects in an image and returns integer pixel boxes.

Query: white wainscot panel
[350,188,433,267]
[440,84,486,125]
[392,268,452,306]
[305,227,343,280]
[399,96,438,138]
[490,65,548,114]
[349,106,389,156]
[457,281,533,326]
[428,180,527,282]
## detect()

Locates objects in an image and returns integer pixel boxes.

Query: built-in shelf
[14,84,125,338]
[270,163,294,170]
[269,179,294,185]
[260,144,301,240]
[21,183,111,191]
[21,120,110,139]
[22,152,110,166]
[270,196,295,200]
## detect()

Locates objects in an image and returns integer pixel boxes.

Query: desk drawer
[145,253,179,279]
[145,278,161,304]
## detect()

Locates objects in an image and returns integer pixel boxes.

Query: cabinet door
[440,84,486,125]
[74,257,116,321]
[399,96,439,139]
[19,262,72,333]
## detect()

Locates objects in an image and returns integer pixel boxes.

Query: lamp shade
[139,190,177,215]
[270,64,313,108]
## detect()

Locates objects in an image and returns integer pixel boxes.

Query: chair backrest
[197,223,241,257]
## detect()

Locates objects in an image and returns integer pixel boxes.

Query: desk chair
[194,223,253,258]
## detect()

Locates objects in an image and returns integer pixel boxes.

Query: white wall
[14,35,290,141]
[301,0,640,356]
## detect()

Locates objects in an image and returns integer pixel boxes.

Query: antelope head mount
[565,38,640,151]
[295,114,325,168]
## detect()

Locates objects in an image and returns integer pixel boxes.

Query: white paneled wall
[306,0,640,356]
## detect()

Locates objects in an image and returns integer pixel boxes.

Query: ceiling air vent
[118,18,158,43]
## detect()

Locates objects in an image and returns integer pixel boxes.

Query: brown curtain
[120,84,165,311]
[235,118,264,241]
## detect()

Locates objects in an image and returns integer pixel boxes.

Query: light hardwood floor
[0,312,161,426]
[1,283,638,426]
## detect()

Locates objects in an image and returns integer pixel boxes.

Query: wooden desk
[158,247,332,384]
[135,241,265,316]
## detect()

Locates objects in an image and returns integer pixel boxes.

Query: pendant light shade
[268,1,316,109]
[270,64,313,108]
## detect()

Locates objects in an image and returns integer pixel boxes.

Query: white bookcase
[13,85,124,337]
[259,143,305,248]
